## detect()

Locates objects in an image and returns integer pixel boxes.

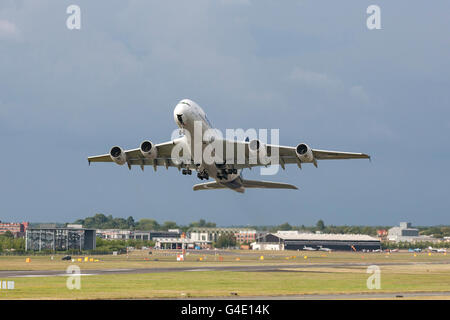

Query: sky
[0,0,449,226]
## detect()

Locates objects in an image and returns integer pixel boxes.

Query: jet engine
[140,140,157,159]
[295,143,314,162]
[110,146,127,165]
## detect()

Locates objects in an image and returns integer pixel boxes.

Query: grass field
[1,250,449,299]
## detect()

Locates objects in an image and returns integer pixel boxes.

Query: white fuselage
[173,99,243,191]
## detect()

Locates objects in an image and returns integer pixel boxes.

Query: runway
[1,260,448,278]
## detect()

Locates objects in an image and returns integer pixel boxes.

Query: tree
[214,234,236,248]
[2,231,14,239]
[127,216,135,229]
[189,219,216,228]
[278,223,292,231]
[316,220,325,231]
[136,219,160,231]
[162,221,178,230]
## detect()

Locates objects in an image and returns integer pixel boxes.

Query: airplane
[88,99,370,193]
[318,246,332,252]
[303,246,316,251]
[428,246,446,253]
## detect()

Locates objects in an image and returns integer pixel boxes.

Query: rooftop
[273,231,378,241]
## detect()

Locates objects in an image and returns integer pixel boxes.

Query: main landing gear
[182,169,192,175]
[217,168,237,180]
[197,170,209,180]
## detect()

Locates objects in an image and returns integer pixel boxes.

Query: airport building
[96,229,181,241]
[252,231,381,251]
[0,221,29,238]
[188,227,261,244]
[388,222,437,243]
[96,229,132,240]
[131,229,181,241]
[26,227,96,251]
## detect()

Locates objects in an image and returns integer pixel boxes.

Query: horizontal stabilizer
[241,179,298,190]
[193,182,226,191]
[193,179,298,191]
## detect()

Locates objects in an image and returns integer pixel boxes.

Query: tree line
[72,214,450,239]
[72,213,216,232]
[0,231,25,253]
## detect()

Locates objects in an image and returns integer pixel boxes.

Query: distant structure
[376,229,388,239]
[67,224,83,229]
[388,222,435,243]
[152,227,262,249]
[26,227,96,251]
[252,231,381,251]
[96,229,181,240]
[0,221,29,238]
[188,227,261,245]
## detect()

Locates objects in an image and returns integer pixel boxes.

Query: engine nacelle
[295,143,314,162]
[140,140,157,159]
[110,146,127,165]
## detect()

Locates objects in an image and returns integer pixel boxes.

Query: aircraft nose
[174,103,188,125]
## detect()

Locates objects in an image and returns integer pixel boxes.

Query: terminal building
[252,231,381,251]
[26,227,96,251]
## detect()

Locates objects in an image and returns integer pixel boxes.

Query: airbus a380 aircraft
[88,99,370,193]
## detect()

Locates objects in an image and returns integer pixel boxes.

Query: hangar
[25,227,96,252]
[253,231,381,251]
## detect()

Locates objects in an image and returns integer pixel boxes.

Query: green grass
[1,251,449,299]
[1,267,450,299]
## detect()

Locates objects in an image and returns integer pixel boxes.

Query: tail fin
[241,179,298,190]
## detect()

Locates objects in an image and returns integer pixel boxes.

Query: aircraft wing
[216,140,370,169]
[311,149,370,160]
[87,139,196,170]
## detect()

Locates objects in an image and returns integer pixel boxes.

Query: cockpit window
[205,114,212,127]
